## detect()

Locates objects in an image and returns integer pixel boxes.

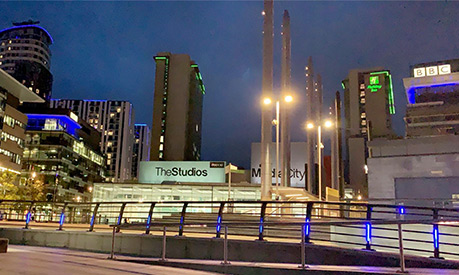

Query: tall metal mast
[280,10,291,188]
[261,0,274,200]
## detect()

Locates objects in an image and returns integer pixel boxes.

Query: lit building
[0,20,53,101]
[368,59,459,205]
[132,124,150,180]
[403,59,459,137]
[50,99,135,182]
[0,69,44,174]
[151,52,204,161]
[21,109,104,202]
[341,68,396,197]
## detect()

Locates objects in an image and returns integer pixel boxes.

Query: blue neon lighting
[117,215,122,225]
[305,218,310,236]
[26,212,31,224]
[407,83,459,104]
[399,207,406,215]
[26,114,82,138]
[146,215,151,229]
[135,123,148,126]
[59,213,65,226]
[90,215,95,226]
[259,217,264,234]
[0,24,54,44]
[366,223,372,243]
[179,216,184,231]
[216,216,222,233]
[433,227,439,249]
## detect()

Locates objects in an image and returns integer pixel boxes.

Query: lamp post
[263,95,293,199]
[306,120,332,201]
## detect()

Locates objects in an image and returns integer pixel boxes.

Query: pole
[276,101,280,198]
[161,226,167,261]
[299,224,308,269]
[260,0,274,201]
[318,125,322,201]
[221,225,230,265]
[397,224,407,273]
[228,163,232,201]
[110,226,115,259]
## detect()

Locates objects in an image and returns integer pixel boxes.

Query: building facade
[21,110,104,202]
[367,135,459,207]
[0,20,53,101]
[50,99,135,182]
[0,69,44,174]
[403,59,459,137]
[151,52,204,161]
[132,124,150,180]
[342,68,395,197]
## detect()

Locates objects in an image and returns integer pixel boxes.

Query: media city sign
[414,64,451,78]
[251,142,307,188]
[139,161,226,184]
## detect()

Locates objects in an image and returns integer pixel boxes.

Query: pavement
[0,245,216,275]
[2,245,459,275]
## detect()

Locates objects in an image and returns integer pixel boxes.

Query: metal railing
[108,219,456,272]
[1,199,459,261]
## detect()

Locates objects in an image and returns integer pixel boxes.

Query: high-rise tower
[151,52,204,162]
[280,10,291,187]
[260,0,274,200]
[0,20,53,101]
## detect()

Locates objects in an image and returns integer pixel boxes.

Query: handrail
[1,199,459,211]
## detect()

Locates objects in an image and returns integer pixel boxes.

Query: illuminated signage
[139,161,226,184]
[251,142,307,188]
[367,76,382,92]
[414,64,451,78]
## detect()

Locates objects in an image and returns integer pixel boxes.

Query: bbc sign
[414,64,451,78]
[139,161,226,184]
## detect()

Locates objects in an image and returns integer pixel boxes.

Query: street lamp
[306,120,333,201]
[263,95,293,198]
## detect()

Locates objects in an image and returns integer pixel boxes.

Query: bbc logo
[414,64,451,77]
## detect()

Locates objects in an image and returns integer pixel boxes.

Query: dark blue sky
[2,1,458,168]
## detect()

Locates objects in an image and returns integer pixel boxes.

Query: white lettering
[414,64,451,78]
[438,64,451,75]
[426,66,438,76]
[414,68,425,77]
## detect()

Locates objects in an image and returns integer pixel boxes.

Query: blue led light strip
[59,213,65,226]
[433,227,439,249]
[365,223,372,243]
[0,24,54,44]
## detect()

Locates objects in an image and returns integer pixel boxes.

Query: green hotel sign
[367,75,382,92]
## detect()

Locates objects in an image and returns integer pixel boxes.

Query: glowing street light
[306,119,334,201]
[261,95,294,199]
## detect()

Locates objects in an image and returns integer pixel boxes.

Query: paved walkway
[118,256,459,275]
[0,245,216,275]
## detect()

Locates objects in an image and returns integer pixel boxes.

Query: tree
[0,171,20,200]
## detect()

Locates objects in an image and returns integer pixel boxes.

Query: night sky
[1,1,459,168]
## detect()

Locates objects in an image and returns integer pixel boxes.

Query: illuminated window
[116,107,121,113]
[361,113,366,118]
[160,135,164,143]
[110,113,115,118]
[159,144,163,151]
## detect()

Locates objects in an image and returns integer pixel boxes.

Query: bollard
[298,224,308,269]
[221,225,230,265]
[161,226,167,261]
[397,224,408,273]
[109,226,116,259]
